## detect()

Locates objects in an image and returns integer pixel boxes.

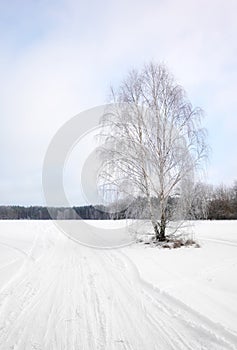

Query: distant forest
[1,181,237,220]
[0,205,112,220]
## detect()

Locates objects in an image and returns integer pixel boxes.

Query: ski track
[0,225,236,350]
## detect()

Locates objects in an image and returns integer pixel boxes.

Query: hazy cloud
[1,0,237,204]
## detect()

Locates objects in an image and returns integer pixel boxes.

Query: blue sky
[0,0,237,205]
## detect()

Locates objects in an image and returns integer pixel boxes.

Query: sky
[0,0,237,206]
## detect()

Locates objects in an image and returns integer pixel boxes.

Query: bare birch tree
[99,62,208,241]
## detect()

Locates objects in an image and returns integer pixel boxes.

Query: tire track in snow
[0,230,237,349]
[107,250,237,349]
[0,242,28,258]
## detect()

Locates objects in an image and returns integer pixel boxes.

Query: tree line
[206,182,237,220]
[0,181,237,220]
[0,205,111,220]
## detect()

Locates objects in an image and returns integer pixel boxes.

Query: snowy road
[0,221,237,349]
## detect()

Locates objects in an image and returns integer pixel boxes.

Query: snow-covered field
[0,220,237,349]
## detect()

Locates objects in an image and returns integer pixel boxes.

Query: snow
[0,220,237,349]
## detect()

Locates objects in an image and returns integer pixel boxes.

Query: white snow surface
[0,220,236,349]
